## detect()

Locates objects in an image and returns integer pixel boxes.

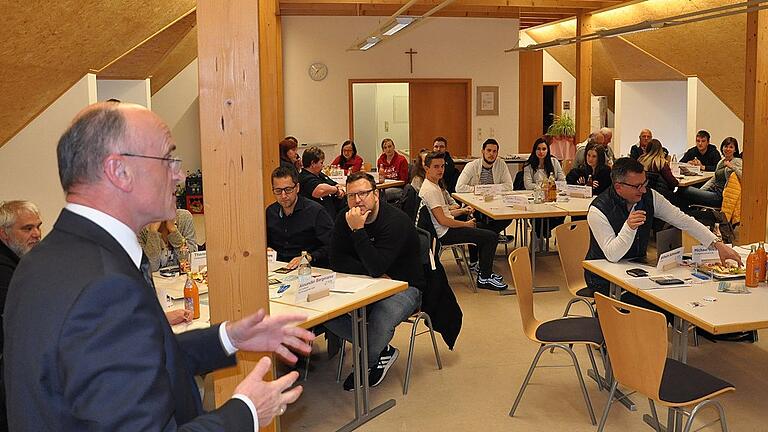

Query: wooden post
[741,7,768,243]
[575,12,593,143]
[518,50,543,153]
[197,1,276,431]
[259,0,284,203]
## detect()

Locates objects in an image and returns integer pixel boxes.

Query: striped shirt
[479,165,494,185]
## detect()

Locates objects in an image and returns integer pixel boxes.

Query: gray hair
[57,103,127,192]
[0,200,40,230]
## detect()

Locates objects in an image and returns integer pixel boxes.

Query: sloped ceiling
[526,0,747,118]
[0,0,196,147]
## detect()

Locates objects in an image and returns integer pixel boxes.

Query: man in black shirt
[266,167,333,268]
[326,171,424,391]
[298,146,346,218]
[433,136,459,193]
[680,130,721,171]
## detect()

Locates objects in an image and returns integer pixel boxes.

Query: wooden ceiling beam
[280,0,619,9]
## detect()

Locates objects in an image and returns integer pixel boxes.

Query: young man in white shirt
[419,151,508,291]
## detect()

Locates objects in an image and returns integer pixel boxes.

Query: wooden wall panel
[197,2,275,432]
[518,50,544,152]
[259,0,285,204]
[575,13,592,142]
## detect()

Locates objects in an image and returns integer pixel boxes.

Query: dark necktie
[140,253,155,290]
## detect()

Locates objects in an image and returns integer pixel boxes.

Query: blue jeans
[679,186,722,209]
[324,286,422,365]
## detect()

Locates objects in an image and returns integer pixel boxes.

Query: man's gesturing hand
[627,210,646,230]
[226,310,315,364]
[235,356,303,427]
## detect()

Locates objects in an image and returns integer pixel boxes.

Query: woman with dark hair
[279,138,301,173]
[566,143,612,195]
[678,136,743,209]
[410,148,430,192]
[638,139,678,201]
[330,140,364,173]
[522,137,564,190]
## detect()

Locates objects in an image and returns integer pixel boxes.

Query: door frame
[348,78,473,159]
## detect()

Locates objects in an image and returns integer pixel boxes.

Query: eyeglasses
[618,180,649,190]
[121,153,183,173]
[347,189,375,201]
[272,185,297,195]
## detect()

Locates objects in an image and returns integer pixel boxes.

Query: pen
[277,284,290,294]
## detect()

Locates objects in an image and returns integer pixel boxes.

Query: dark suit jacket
[4,209,251,431]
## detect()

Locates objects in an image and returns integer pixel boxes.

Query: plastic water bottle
[298,251,312,284]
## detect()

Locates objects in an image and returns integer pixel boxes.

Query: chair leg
[596,380,618,432]
[682,400,729,432]
[557,344,597,425]
[509,345,547,417]
[459,245,478,293]
[451,247,465,275]
[302,340,313,381]
[585,345,602,392]
[648,399,663,432]
[402,312,443,395]
[423,313,443,370]
[336,340,346,382]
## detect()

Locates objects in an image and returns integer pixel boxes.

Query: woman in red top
[330,140,364,174]
[376,138,409,182]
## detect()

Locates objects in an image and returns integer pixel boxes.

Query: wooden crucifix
[405,48,418,73]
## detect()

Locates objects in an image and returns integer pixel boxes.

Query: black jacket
[680,144,721,172]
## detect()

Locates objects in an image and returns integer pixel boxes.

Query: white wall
[282,16,519,156]
[151,60,202,172]
[352,83,378,164]
[375,83,410,159]
[614,80,688,158]
[687,77,743,149]
[97,79,152,108]
[0,74,97,234]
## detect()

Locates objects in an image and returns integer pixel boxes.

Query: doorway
[350,79,472,164]
[542,82,562,134]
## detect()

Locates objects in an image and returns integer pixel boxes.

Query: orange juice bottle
[184,273,200,319]
[757,242,767,282]
[746,245,760,288]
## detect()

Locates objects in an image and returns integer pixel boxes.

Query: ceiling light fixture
[359,37,380,51]
[382,17,415,36]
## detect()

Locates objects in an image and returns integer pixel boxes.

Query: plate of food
[698,263,746,279]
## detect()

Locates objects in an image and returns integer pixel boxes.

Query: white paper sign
[329,175,347,185]
[190,251,207,272]
[566,184,593,198]
[503,195,529,210]
[692,245,720,263]
[266,249,277,264]
[295,272,335,303]
[473,184,502,196]
[657,247,684,272]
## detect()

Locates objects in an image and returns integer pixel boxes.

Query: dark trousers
[474,212,512,235]
[440,226,498,277]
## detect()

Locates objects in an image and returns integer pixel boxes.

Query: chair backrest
[414,226,435,268]
[396,184,421,222]
[553,221,589,296]
[507,247,540,339]
[594,293,667,400]
[513,170,525,191]
[721,171,742,225]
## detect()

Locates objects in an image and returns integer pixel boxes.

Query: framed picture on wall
[476,86,499,116]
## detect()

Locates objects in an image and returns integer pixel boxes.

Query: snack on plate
[699,263,746,275]
[191,271,208,284]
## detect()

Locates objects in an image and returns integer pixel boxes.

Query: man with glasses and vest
[266,166,333,269]
[325,171,425,391]
[585,157,741,311]
[4,102,315,431]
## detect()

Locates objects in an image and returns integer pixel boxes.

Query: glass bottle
[757,242,766,282]
[586,174,593,188]
[746,245,760,288]
[533,182,543,204]
[298,251,312,285]
[547,173,557,202]
[183,272,200,319]
[541,178,550,203]
[178,239,191,273]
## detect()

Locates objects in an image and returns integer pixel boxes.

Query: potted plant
[546,113,576,160]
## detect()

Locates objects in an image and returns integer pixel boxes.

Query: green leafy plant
[546,113,576,137]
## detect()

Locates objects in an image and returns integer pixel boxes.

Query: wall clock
[308,62,328,81]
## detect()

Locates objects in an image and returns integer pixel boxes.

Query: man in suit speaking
[4,102,315,431]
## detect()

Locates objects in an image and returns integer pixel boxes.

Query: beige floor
[278,243,767,432]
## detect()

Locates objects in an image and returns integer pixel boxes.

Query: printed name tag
[566,185,592,198]
[692,245,720,263]
[296,272,335,303]
[657,247,683,271]
[190,251,207,272]
[503,195,529,210]
[474,184,502,196]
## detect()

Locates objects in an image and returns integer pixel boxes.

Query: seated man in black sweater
[680,129,721,172]
[325,171,425,391]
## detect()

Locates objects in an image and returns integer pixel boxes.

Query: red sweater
[331,154,363,173]
[376,152,409,182]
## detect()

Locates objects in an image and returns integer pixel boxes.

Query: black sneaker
[369,345,399,387]
[477,274,508,291]
[468,261,479,274]
[342,371,358,392]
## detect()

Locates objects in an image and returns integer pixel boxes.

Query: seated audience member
[326,171,425,390]
[585,158,741,313]
[410,148,430,192]
[639,139,678,201]
[523,137,565,189]
[678,137,743,210]
[266,166,333,268]
[419,152,508,291]
[330,140,364,174]
[630,129,653,160]
[456,138,513,235]
[279,138,302,174]
[0,200,42,431]
[599,127,616,166]
[299,146,346,218]
[566,143,612,195]
[433,136,459,193]
[138,208,198,272]
[680,130,721,171]
[377,138,409,202]
[574,131,603,168]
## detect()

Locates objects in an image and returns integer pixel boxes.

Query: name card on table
[474,184,503,196]
[190,251,207,272]
[692,245,720,263]
[267,249,277,264]
[329,175,347,185]
[503,194,529,210]
[566,185,593,198]
[296,272,335,303]
[657,247,684,272]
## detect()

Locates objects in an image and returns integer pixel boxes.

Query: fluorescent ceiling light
[359,37,380,51]
[382,17,415,36]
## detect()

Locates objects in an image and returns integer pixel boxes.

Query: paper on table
[332,276,377,293]
[153,274,209,299]
[625,276,691,290]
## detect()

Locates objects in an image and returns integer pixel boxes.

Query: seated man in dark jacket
[298,146,346,219]
[680,130,721,172]
[325,171,425,391]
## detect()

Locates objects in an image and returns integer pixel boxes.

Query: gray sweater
[138,208,198,272]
